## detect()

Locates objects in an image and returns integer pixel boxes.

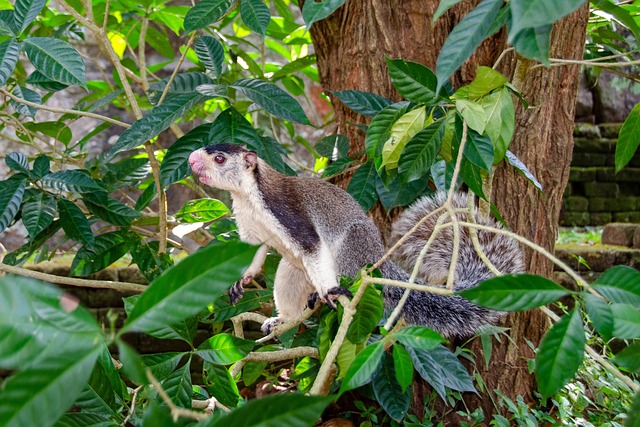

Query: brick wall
[560,123,640,226]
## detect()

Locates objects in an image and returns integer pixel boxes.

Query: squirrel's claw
[308,286,353,310]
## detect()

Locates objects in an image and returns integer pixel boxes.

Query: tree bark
[306,0,589,421]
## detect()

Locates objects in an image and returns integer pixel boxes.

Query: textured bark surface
[306,0,589,422]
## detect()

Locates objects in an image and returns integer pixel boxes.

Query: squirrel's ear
[244,152,257,170]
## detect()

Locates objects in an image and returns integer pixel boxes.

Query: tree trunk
[306,0,589,421]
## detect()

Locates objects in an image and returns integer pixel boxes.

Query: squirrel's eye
[214,154,226,164]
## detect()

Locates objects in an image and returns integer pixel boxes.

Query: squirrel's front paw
[229,275,252,305]
[261,317,283,335]
[308,287,353,310]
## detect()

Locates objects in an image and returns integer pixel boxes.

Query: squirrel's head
[189,143,258,192]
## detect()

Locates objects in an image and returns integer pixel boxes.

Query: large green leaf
[479,87,514,164]
[392,344,413,393]
[203,362,241,407]
[372,352,410,422]
[592,265,640,308]
[455,99,487,135]
[14,0,46,34]
[613,341,640,373]
[584,294,614,340]
[184,0,235,33]
[393,326,446,351]
[452,66,508,100]
[204,393,334,427]
[0,12,15,36]
[460,157,486,199]
[175,198,230,223]
[509,0,586,39]
[70,232,128,277]
[375,174,429,211]
[57,199,94,248]
[5,152,29,173]
[339,341,384,394]
[536,309,585,398]
[129,241,175,283]
[26,70,69,92]
[0,179,26,234]
[21,190,56,238]
[464,129,494,172]
[74,351,123,419]
[240,0,270,37]
[398,118,447,182]
[380,106,427,171]
[511,24,552,66]
[23,37,86,89]
[162,361,193,408]
[302,0,345,29]
[121,241,257,334]
[10,85,42,117]
[0,38,19,86]
[271,54,317,81]
[53,413,113,427]
[346,285,383,344]
[83,193,142,226]
[333,90,394,118]
[346,160,378,212]
[194,36,225,79]
[141,352,185,381]
[364,101,410,157]
[435,0,503,92]
[161,123,212,187]
[109,93,205,157]
[407,346,475,400]
[611,304,640,339]
[40,170,104,193]
[386,58,440,104]
[147,72,213,105]
[196,333,255,365]
[433,0,465,21]
[615,103,640,173]
[230,78,310,125]
[459,274,569,311]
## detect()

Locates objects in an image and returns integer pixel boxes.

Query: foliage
[0,0,639,426]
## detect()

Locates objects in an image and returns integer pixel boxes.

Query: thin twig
[147,370,207,422]
[230,346,318,378]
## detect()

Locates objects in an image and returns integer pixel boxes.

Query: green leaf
[459,274,569,311]
[509,0,586,39]
[505,150,543,192]
[117,341,149,385]
[54,413,113,427]
[464,129,494,172]
[364,101,410,158]
[194,36,225,79]
[22,190,56,238]
[57,199,94,248]
[74,350,123,419]
[333,90,394,117]
[592,266,640,308]
[592,0,640,43]
[616,103,640,173]
[0,179,26,234]
[398,118,447,182]
[380,106,427,172]
[460,157,486,199]
[479,87,514,164]
[40,170,104,193]
[26,70,68,92]
[14,0,46,34]
[393,326,446,350]
[109,93,205,157]
[372,352,410,422]
[375,174,429,211]
[32,155,50,179]
[627,391,640,427]
[271,54,317,80]
[302,0,345,29]
[339,341,384,394]
[315,134,350,159]
[203,362,241,407]
[435,0,503,92]
[511,24,552,66]
[207,107,261,149]
[104,157,150,187]
[5,152,29,173]
[121,241,257,334]
[584,294,614,340]
[0,39,20,87]
[347,285,384,344]
[240,0,270,37]
[455,99,487,135]
[70,232,128,277]
[184,0,235,33]
[24,121,72,146]
[0,348,101,427]
[433,0,465,22]
[196,333,254,365]
[148,72,213,105]
[0,13,15,37]
[205,393,334,427]
[611,304,640,339]
[141,352,185,381]
[407,346,475,400]
[536,309,585,398]
[613,341,640,373]
[83,193,142,226]
[23,37,86,89]
[386,58,440,104]
[161,123,212,187]
[392,344,413,393]
[162,361,193,408]
[10,85,41,117]
[346,160,378,212]
[129,241,174,283]
[231,78,310,125]
[175,198,230,223]
[453,66,508,100]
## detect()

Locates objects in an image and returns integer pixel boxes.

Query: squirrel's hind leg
[261,257,314,334]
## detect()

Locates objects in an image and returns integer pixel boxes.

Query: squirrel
[188,144,524,337]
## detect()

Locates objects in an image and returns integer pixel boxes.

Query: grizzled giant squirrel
[188,144,524,337]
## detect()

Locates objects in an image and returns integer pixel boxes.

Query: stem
[147,370,207,422]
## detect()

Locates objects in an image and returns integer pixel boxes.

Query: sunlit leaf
[302,0,345,29]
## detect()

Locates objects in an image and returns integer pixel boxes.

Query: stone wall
[560,123,640,227]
